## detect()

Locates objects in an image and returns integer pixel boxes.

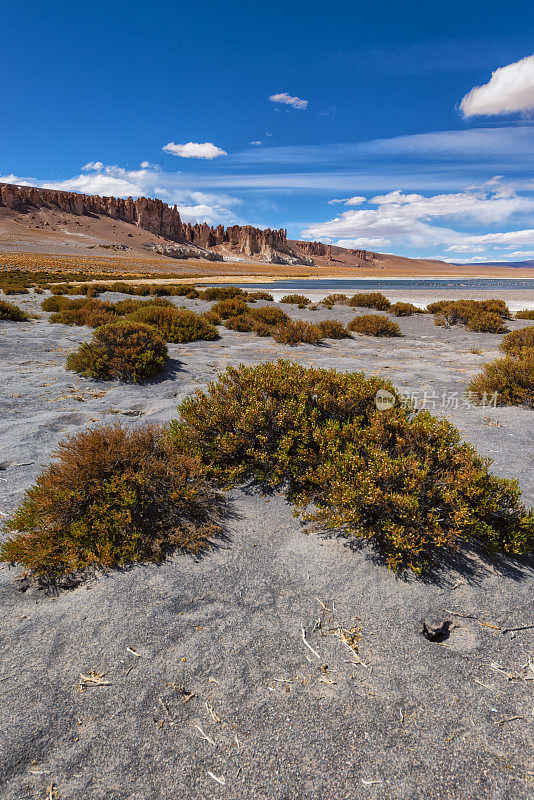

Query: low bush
[212,298,250,319]
[348,292,391,311]
[0,424,223,585]
[280,294,310,306]
[466,312,508,334]
[323,293,349,306]
[3,286,29,295]
[348,314,401,337]
[429,299,510,332]
[223,314,255,332]
[246,291,274,302]
[201,309,222,325]
[272,319,323,345]
[390,302,422,317]
[248,305,289,326]
[317,319,351,339]
[128,305,219,343]
[199,286,245,301]
[49,299,117,328]
[171,361,534,572]
[515,309,534,320]
[41,296,74,312]
[0,300,29,321]
[469,355,534,407]
[500,326,534,358]
[66,321,168,382]
[113,297,173,316]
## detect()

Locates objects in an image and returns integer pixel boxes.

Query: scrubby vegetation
[212,298,250,319]
[171,361,534,572]
[128,305,219,343]
[66,322,168,382]
[280,294,310,306]
[469,355,534,407]
[390,302,422,317]
[428,299,510,333]
[500,326,534,358]
[198,286,246,301]
[322,293,349,307]
[469,326,534,406]
[0,300,30,321]
[2,286,29,295]
[0,424,222,585]
[348,314,401,337]
[317,319,351,339]
[246,291,274,302]
[272,319,323,345]
[348,292,391,311]
[49,299,117,328]
[515,309,534,320]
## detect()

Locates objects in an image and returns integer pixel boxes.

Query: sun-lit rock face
[0,183,314,265]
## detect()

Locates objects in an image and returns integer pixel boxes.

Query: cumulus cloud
[269,92,308,110]
[0,174,34,186]
[82,161,104,172]
[328,196,366,205]
[302,180,534,255]
[162,141,227,159]
[460,55,534,117]
[250,140,263,146]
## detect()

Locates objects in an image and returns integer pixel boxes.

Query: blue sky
[2,0,534,262]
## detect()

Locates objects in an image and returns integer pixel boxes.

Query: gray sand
[0,291,533,799]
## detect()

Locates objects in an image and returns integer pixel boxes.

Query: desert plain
[0,287,533,800]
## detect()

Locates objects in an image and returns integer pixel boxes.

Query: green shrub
[348,314,401,337]
[246,291,274,302]
[200,309,222,325]
[248,305,289,326]
[171,361,534,572]
[49,299,117,328]
[3,286,29,295]
[469,355,534,407]
[199,286,245,301]
[348,292,391,311]
[0,424,222,585]
[500,326,534,358]
[390,302,422,317]
[0,300,29,321]
[272,320,323,345]
[169,284,199,298]
[280,294,310,306]
[223,314,255,332]
[128,305,219,343]
[113,297,173,316]
[252,322,273,337]
[515,309,534,320]
[133,285,151,296]
[212,298,250,319]
[66,322,168,382]
[323,293,349,306]
[317,319,351,339]
[466,312,508,334]
[41,296,74,312]
[429,299,510,332]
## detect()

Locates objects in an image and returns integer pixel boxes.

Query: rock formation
[0,183,314,265]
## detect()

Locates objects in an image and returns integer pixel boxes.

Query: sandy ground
[0,291,533,800]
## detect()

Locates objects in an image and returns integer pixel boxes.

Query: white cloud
[140,161,158,169]
[302,180,534,255]
[328,195,366,205]
[42,173,144,197]
[162,141,227,159]
[82,161,104,172]
[0,174,34,186]
[460,55,534,117]
[447,229,534,251]
[250,141,263,146]
[269,92,308,110]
